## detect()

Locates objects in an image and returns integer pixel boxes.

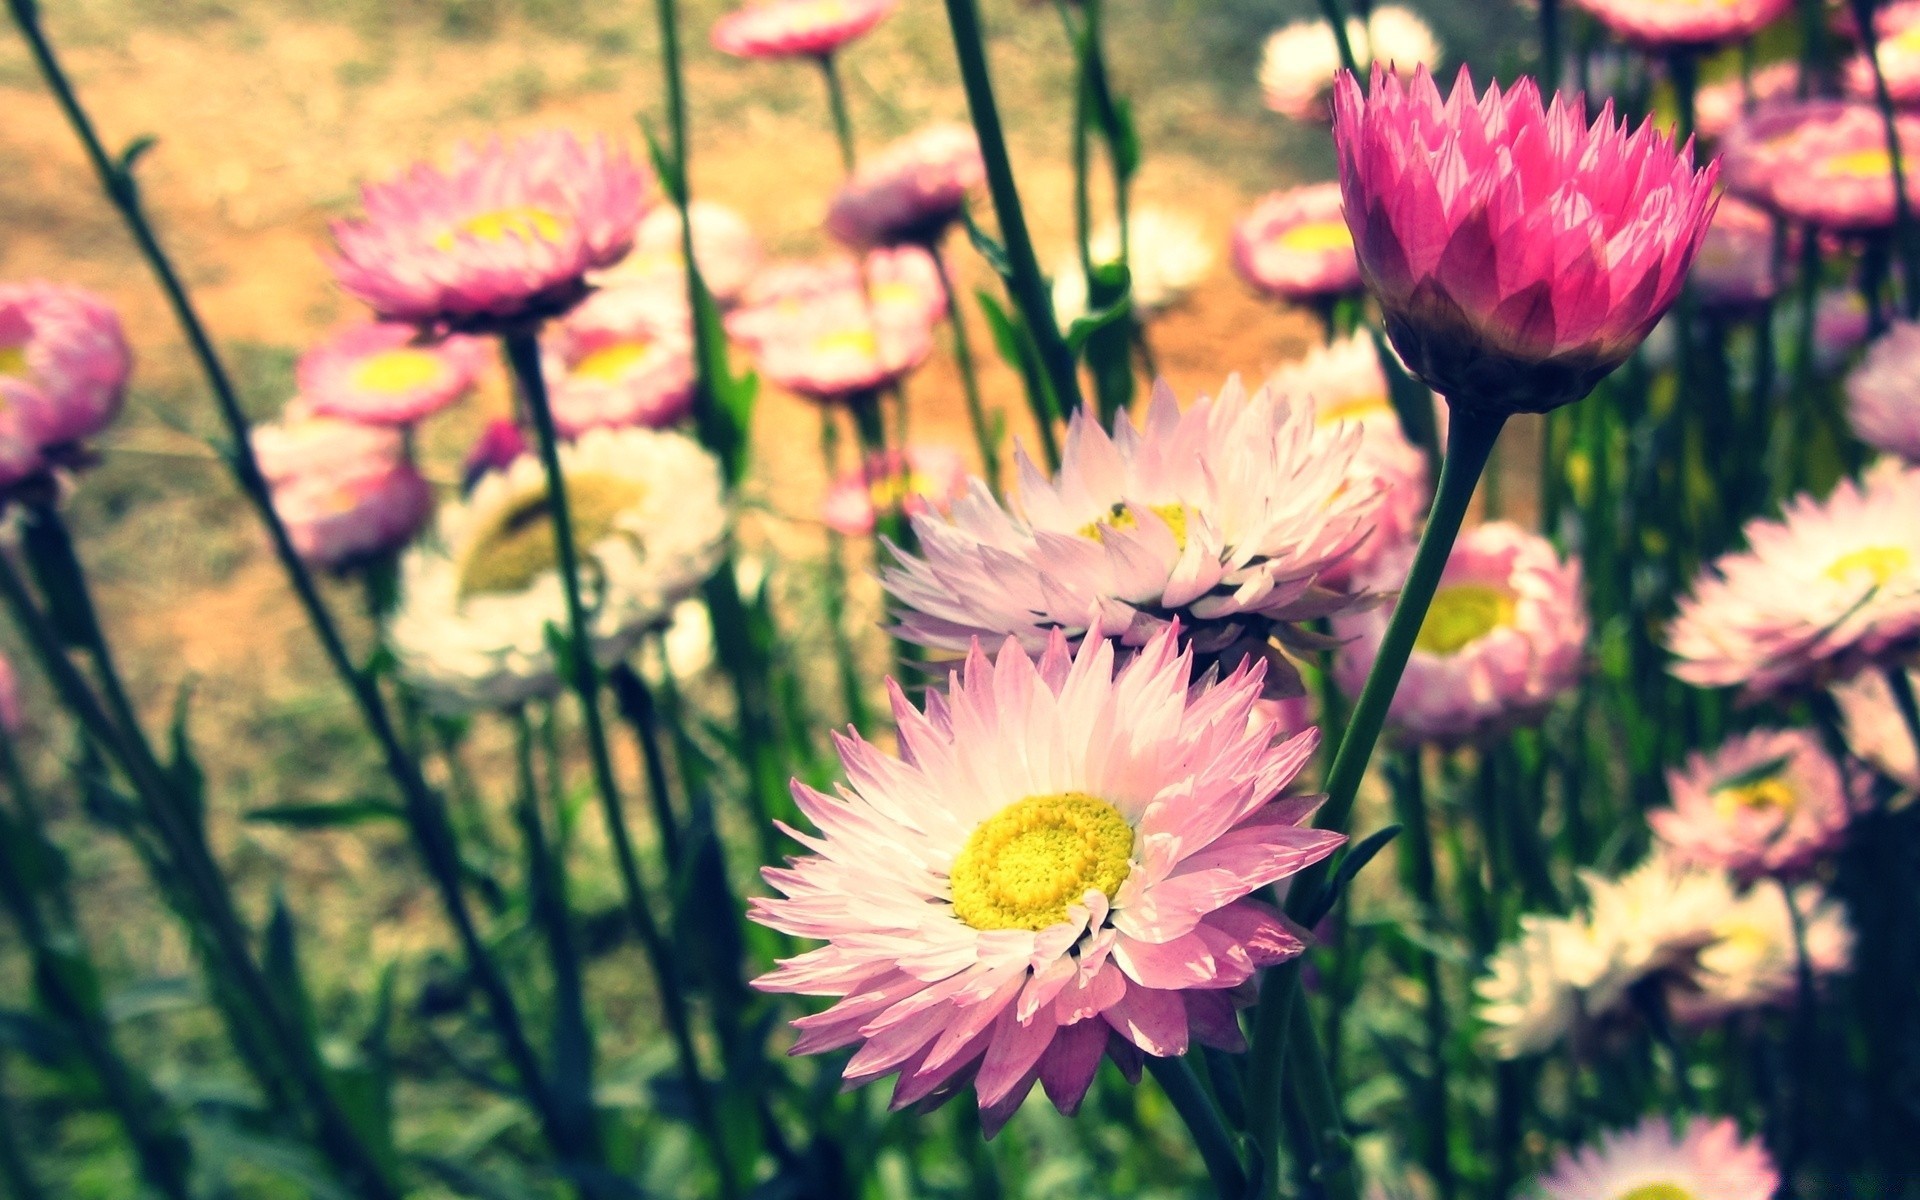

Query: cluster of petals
[1666,460,1920,695]
[1651,728,1859,879]
[542,280,696,435]
[821,444,969,537]
[1725,100,1920,231]
[1052,208,1214,324]
[750,625,1342,1131]
[880,376,1383,693]
[1335,521,1585,744]
[1230,183,1363,303]
[710,0,896,59]
[826,124,984,247]
[728,248,942,401]
[1568,0,1791,47]
[1847,1,1920,107]
[1332,67,1717,416]
[1845,321,1920,461]
[1533,1117,1779,1200]
[595,201,762,307]
[329,132,647,331]
[1688,195,1781,313]
[1257,6,1441,121]
[251,403,432,569]
[1668,880,1853,1024]
[0,281,130,486]
[1696,61,1800,141]
[1834,666,1920,789]
[297,321,488,427]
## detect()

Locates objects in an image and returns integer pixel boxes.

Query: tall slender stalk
[1144,1055,1248,1199]
[819,52,858,175]
[930,244,1004,493]
[1389,750,1453,1200]
[818,412,876,733]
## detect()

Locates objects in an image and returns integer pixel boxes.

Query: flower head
[543,281,696,435]
[252,403,405,488]
[822,444,969,536]
[881,377,1385,695]
[1258,6,1442,121]
[1333,66,1718,416]
[1334,521,1586,743]
[711,0,896,59]
[595,201,763,307]
[729,248,943,402]
[387,427,726,712]
[1667,461,1920,695]
[252,404,432,569]
[1652,728,1858,879]
[1569,0,1791,47]
[750,625,1342,1131]
[1848,1,1920,107]
[1847,322,1920,461]
[1052,208,1214,325]
[827,124,984,247]
[329,132,648,331]
[1689,195,1782,313]
[1768,103,1920,231]
[1231,183,1364,303]
[1534,1118,1779,1200]
[1667,881,1853,1023]
[298,322,488,426]
[0,281,130,460]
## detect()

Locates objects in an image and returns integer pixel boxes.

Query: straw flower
[298,322,488,427]
[1533,1118,1779,1200]
[1651,728,1858,879]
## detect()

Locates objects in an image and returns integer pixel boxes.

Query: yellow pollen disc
[1825,545,1912,587]
[573,341,655,383]
[437,205,569,249]
[868,470,928,509]
[813,328,880,358]
[1414,583,1517,656]
[948,792,1135,932]
[1616,1186,1695,1200]
[1274,219,1353,254]
[1079,501,1189,551]
[1712,775,1797,820]
[1827,148,1895,180]
[350,348,447,395]
[1316,392,1393,425]
[0,344,27,380]
[457,472,647,599]
[870,282,919,309]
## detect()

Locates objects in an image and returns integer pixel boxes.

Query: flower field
[2,0,1918,1198]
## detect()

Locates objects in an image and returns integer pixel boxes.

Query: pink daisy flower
[543,281,696,436]
[711,0,896,59]
[297,322,488,427]
[1534,1117,1779,1200]
[826,123,984,247]
[821,444,969,537]
[1569,0,1791,47]
[1717,100,1849,207]
[1667,461,1920,695]
[328,132,648,332]
[1689,195,1783,312]
[1231,183,1363,303]
[1697,61,1801,142]
[1846,321,1920,460]
[1652,728,1858,879]
[1334,521,1586,743]
[0,281,130,456]
[596,201,763,307]
[881,377,1384,695]
[1333,66,1717,417]
[1768,103,1920,231]
[729,248,943,402]
[1848,1,1920,107]
[273,460,435,570]
[750,625,1343,1133]
[252,402,405,489]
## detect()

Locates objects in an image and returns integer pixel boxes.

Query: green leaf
[962,204,1014,282]
[1303,824,1404,927]
[115,135,158,177]
[1106,96,1141,181]
[167,681,205,827]
[1710,754,1793,794]
[1065,269,1132,355]
[262,894,319,1049]
[243,800,405,829]
[637,119,685,201]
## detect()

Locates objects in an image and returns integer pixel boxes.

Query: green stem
[1389,751,1453,1200]
[941,0,1084,416]
[1317,0,1360,79]
[1144,1055,1249,1199]
[1284,970,1360,1200]
[819,52,858,176]
[505,330,740,1200]
[819,412,875,733]
[931,243,1004,494]
[609,664,682,866]
[1538,0,1561,91]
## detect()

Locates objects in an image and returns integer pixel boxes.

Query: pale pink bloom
[1697,61,1802,141]
[0,281,130,453]
[711,0,895,59]
[1333,67,1718,417]
[329,132,648,331]
[1231,183,1363,303]
[1534,1117,1778,1200]
[252,402,405,489]
[596,201,762,307]
[0,652,20,737]
[751,625,1343,1132]
[730,247,943,402]
[1747,101,1920,230]
[298,322,488,427]
[882,377,1384,695]
[1689,194,1782,312]
[274,460,434,569]
[1668,460,1920,695]
[827,124,984,247]
[1258,6,1441,122]
[1652,728,1857,879]
[821,444,969,536]
[1717,99,1854,207]
[1667,881,1853,1023]
[1833,666,1920,788]
[461,418,527,494]
[543,281,695,435]
[1847,1,1920,106]
[1569,0,1790,46]
[1847,321,1920,460]
[1334,521,1585,743]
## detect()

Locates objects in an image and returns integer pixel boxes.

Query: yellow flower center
[1896,25,1920,52]
[1414,583,1517,656]
[1315,392,1394,425]
[1825,545,1911,588]
[1713,774,1797,820]
[438,205,569,249]
[350,348,448,395]
[870,281,921,310]
[572,341,655,383]
[1273,219,1353,254]
[1616,1185,1695,1200]
[456,472,648,599]
[1079,501,1190,550]
[869,470,931,509]
[1826,148,1895,180]
[0,343,27,381]
[949,792,1135,932]
[813,328,880,358]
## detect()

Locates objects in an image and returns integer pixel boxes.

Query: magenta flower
[298,322,488,427]
[821,444,969,536]
[328,132,648,332]
[1569,0,1791,47]
[1847,321,1920,461]
[1231,183,1363,303]
[751,625,1342,1132]
[711,0,896,59]
[826,124,984,247]
[1689,195,1783,313]
[1332,66,1718,416]
[1535,1117,1778,1200]
[1652,728,1859,880]
[542,281,695,436]
[1334,521,1587,743]
[0,281,130,457]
